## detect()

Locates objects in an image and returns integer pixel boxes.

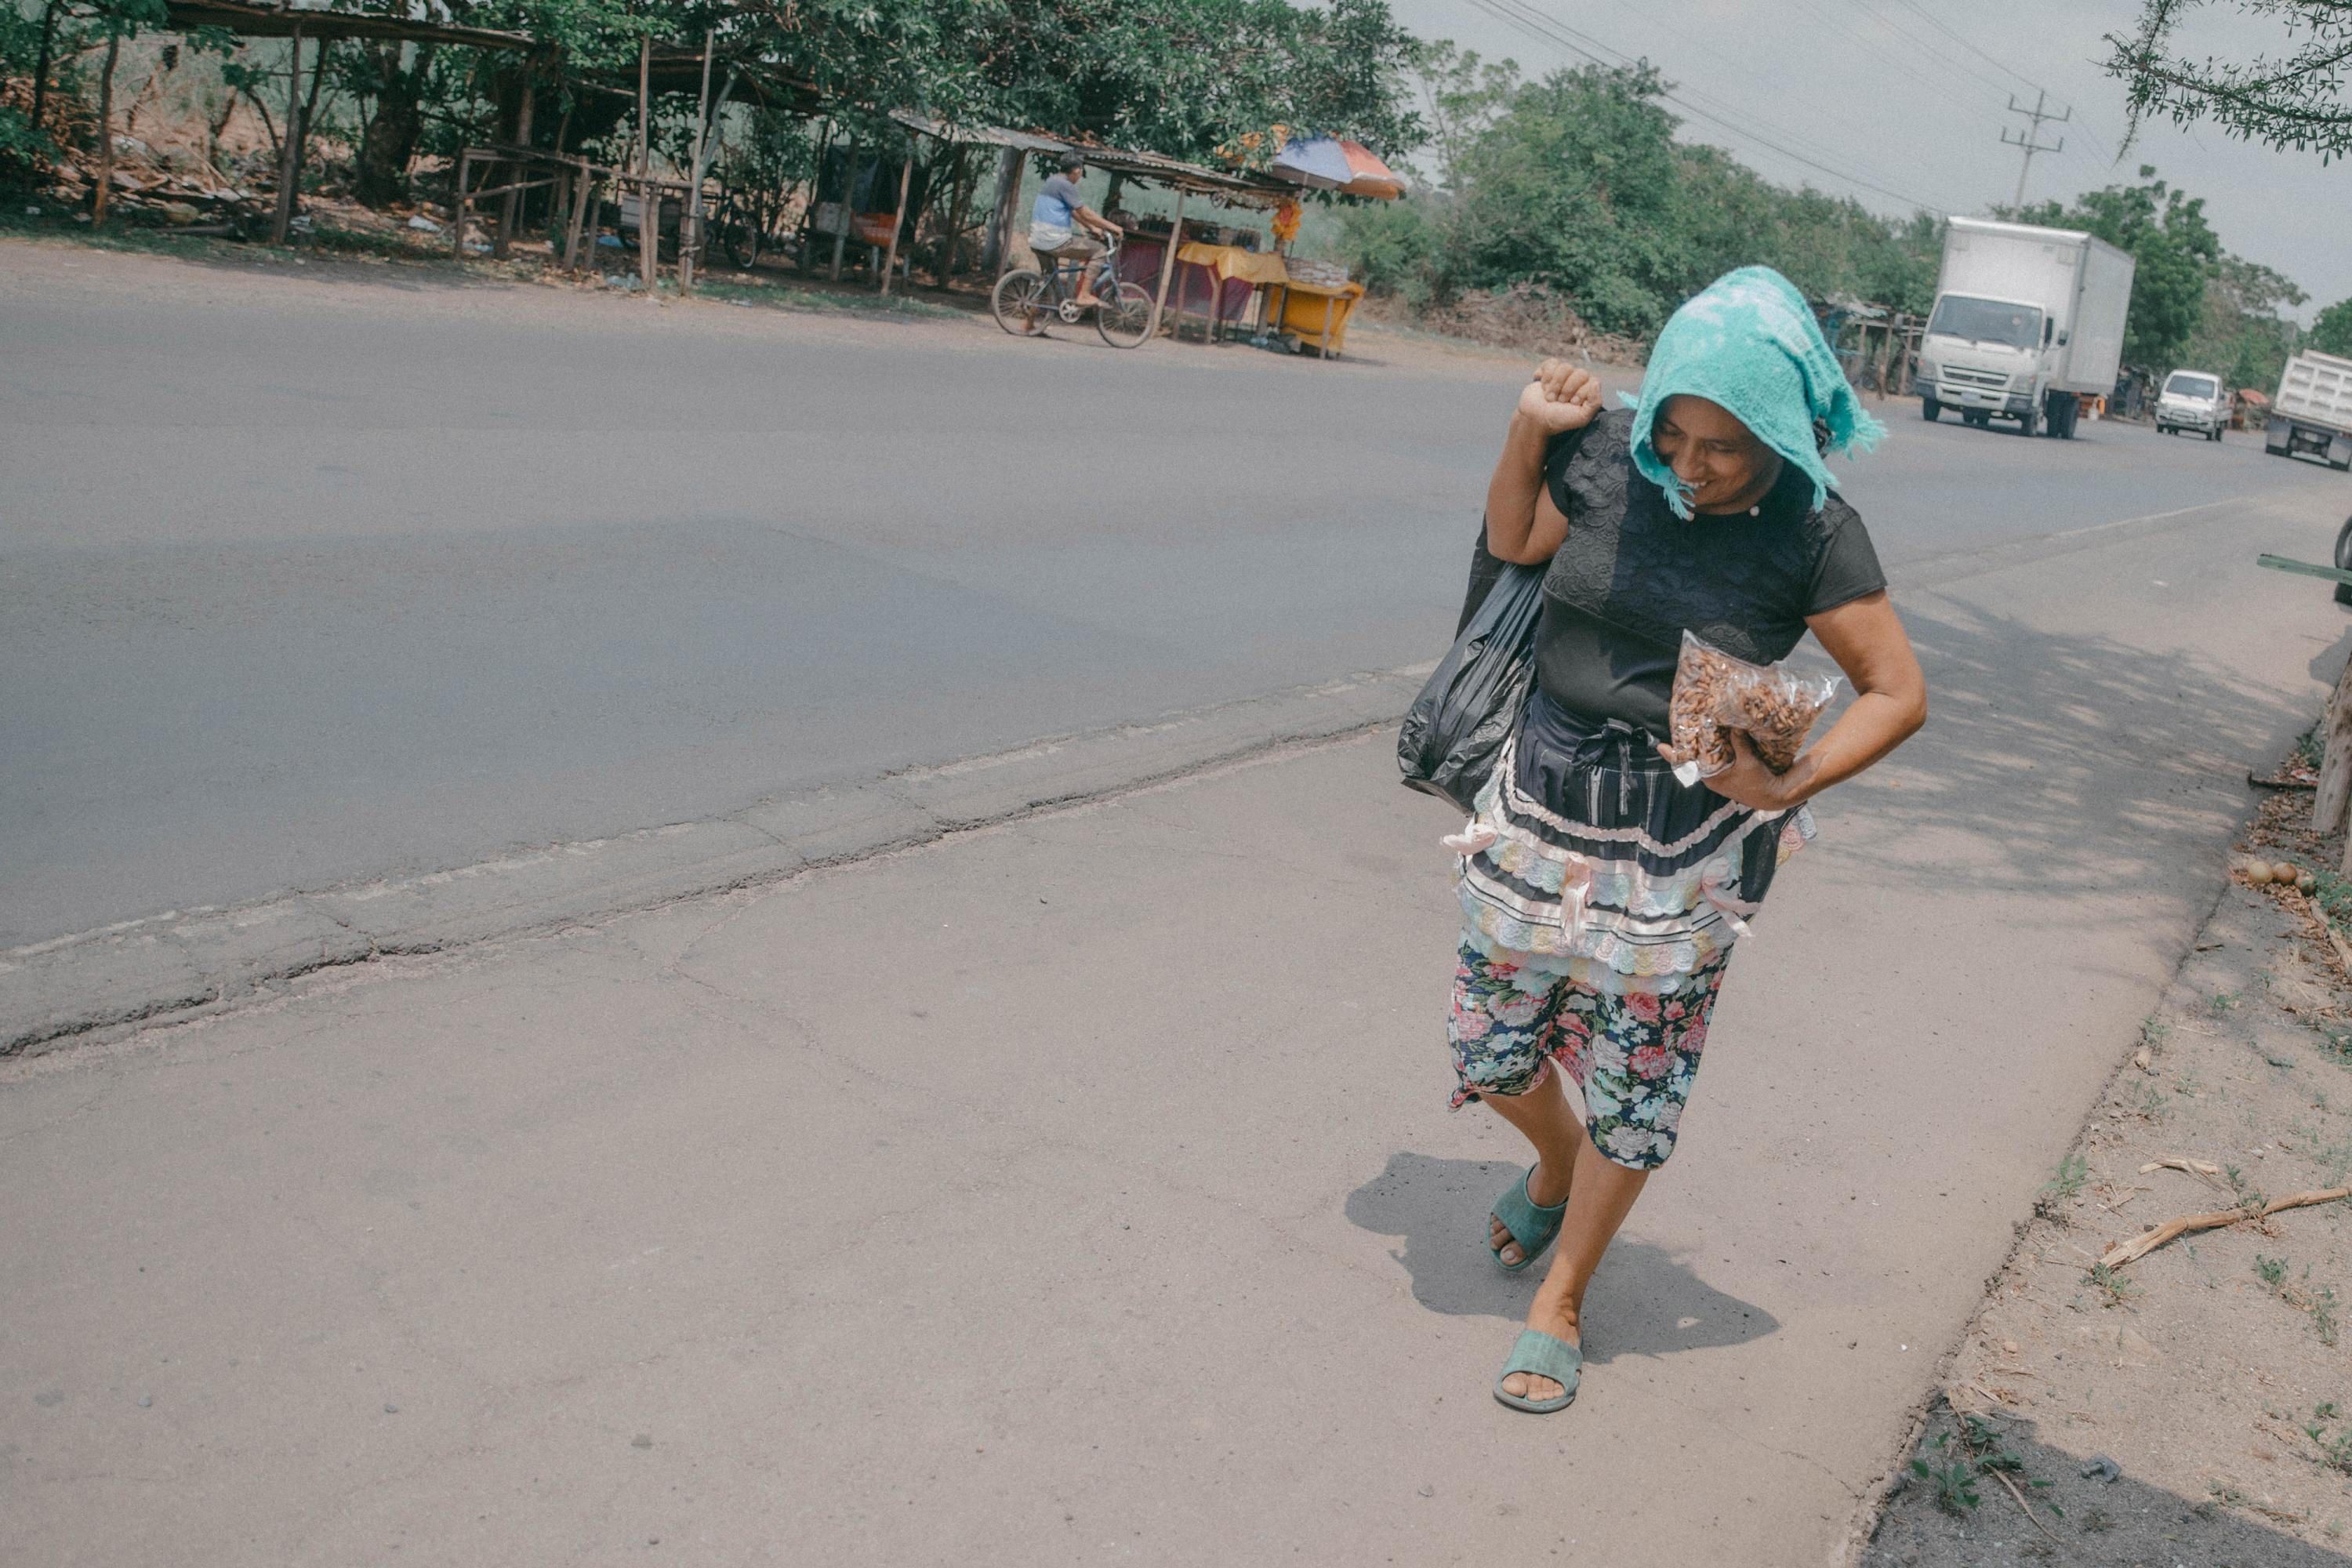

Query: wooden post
[562,158,593,270]
[450,148,470,258]
[495,73,533,259]
[1149,187,1186,339]
[270,24,304,244]
[637,37,656,293]
[2315,658,2352,837]
[980,145,1022,275]
[296,36,325,181]
[938,146,975,285]
[678,31,714,292]
[829,149,858,282]
[92,26,122,224]
[635,35,650,177]
[879,152,913,296]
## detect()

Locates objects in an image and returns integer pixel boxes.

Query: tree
[337,38,441,206]
[1677,148,1941,315]
[2106,0,2352,158]
[1414,40,1517,191]
[953,0,1424,165]
[82,1,169,223]
[2315,297,2352,358]
[2011,166,2220,369]
[2184,253,2306,388]
[1443,62,1689,336]
[0,5,59,173]
[1336,53,1947,339]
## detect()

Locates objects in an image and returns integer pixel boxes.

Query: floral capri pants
[1446,938,1730,1171]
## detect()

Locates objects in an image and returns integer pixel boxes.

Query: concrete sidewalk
[3,488,2347,1566]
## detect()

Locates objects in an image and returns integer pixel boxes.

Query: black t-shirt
[1463,408,1886,737]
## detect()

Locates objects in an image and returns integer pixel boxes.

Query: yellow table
[1174,241,1290,286]
[1171,242,1289,341]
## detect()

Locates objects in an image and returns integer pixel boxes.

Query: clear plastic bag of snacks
[1664,630,1842,786]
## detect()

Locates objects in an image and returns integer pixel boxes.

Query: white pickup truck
[2267,350,2352,470]
[2154,369,2227,441]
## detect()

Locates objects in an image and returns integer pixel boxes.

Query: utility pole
[2001,89,2069,209]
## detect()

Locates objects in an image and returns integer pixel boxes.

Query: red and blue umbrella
[1269,137,1406,200]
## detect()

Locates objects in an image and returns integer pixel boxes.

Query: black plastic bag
[1397,560,1544,812]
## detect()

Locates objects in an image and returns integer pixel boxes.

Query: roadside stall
[1254,136,1403,358]
[891,111,1291,337]
[879,111,1397,357]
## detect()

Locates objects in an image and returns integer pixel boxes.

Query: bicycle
[991,235,1155,350]
[710,183,778,270]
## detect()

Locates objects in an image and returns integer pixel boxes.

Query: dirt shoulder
[1863,746,2352,1565]
[0,219,1571,383]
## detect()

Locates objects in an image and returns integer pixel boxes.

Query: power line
[1874,0,2119,165]
[1784,0,1993,105]
[1850,0,2018,103]
[1457,0,1955,214]
[1795,0,2112,198]
[1890,0,2039,93]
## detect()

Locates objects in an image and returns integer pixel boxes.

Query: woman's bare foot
[1487,1158,1572,1265]
[1500,1288,1582,1403]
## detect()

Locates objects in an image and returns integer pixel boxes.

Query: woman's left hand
[1658,729,1808,813]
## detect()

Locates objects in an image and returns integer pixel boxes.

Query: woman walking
[1447,267,1928,1413]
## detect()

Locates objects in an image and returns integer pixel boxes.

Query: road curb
[1,667,1428,1058]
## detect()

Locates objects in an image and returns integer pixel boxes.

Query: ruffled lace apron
[1450,688,1813,994]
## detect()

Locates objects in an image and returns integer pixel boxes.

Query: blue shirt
[1029,173,1084,238]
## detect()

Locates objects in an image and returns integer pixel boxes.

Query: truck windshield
[1926,294,2043,350]
[2164,373,2218,399]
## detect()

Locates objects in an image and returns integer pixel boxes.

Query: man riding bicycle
[1027,153,1122,310]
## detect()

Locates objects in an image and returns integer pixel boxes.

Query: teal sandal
[1489,1165,1566,1272]
[1494,1328,1582,1414]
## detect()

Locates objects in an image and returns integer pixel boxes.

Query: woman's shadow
[1345,1151,1778,1365]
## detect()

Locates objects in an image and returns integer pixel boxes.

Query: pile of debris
[47,132,274,234]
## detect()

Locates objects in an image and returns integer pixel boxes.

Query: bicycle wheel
[1095,281,1155,349]
[720,195,763,269]
[992,269,1051,336]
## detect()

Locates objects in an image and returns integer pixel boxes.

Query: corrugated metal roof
[889,110,1290,205]
[165,0,535,49]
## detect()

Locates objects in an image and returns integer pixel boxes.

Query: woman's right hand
[1515,358,1603,434]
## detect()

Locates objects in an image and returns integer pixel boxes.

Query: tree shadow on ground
[1863,1400,2352,1566]
[1822,595,2334,902]
[1344,1150,1778,1366]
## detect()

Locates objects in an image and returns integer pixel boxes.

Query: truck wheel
[1921,396,1940,423]
[2017,406,2038,438]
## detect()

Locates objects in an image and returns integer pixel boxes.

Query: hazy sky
[1385,0,2350,315]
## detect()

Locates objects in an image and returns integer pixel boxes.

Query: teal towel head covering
[1620,265,1885,520]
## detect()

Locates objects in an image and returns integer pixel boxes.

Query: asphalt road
[1,243,2339,949]
[5,463,2348,1565]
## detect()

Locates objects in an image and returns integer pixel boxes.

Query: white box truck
[2265,349,2352,470]
[1915,216,2135,440]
